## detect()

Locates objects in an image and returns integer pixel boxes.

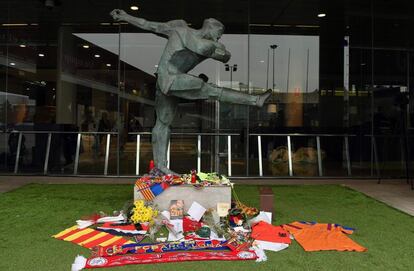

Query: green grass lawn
[0,184,413,271]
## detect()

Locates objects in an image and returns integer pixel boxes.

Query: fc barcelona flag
[53,225,133,249]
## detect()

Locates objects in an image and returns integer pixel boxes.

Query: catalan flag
[52,225,133,249]
[135,182,155,201]
[135,181,169,201]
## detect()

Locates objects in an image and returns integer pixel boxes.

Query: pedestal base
[134,185,232,212]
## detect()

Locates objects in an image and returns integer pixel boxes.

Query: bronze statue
[111,9,271,174]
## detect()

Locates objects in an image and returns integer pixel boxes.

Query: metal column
[227,135,232,176]
[287,136,293,176]
[73,133,81,175]
[258,135,263,176]
[135,134,141,175]
[104,134,111,175]
[197,135,201,172]
[167,140,171,168]
[316,136,323,176]
[43,133,52,174]
[13,132,23,174]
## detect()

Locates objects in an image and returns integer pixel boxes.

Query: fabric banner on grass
[73,250,257,270]
[53,225,133,249]
[96,239,227,257]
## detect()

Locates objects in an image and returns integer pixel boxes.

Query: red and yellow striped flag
[52,225,133,249]
[135,181,155,201]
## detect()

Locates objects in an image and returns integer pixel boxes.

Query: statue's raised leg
[215,85,272,107]
[152,90,178,175]
[167,74,272,107]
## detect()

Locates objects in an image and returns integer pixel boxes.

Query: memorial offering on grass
[52,167,367,270]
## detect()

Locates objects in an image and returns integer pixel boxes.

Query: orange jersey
[282,221,367,252]
[251,221,291,244]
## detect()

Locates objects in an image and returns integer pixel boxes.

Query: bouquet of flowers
[128,200,159,225]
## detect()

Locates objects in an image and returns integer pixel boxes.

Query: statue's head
[202,18,224,41]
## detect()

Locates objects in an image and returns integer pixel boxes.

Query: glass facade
[0,0,413,178]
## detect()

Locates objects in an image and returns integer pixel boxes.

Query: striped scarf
[53,225,133,249]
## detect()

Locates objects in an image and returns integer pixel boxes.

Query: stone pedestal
[134,185,232,212]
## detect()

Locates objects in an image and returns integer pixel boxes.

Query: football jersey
[251,221,291,252]
[282,221,366,252]
[251,221,291,244]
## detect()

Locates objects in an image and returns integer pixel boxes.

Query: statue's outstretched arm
[209,44,231,63]
[110,9,171,36]
[184,34,231,63]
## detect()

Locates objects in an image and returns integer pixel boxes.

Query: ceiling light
[249,23,272,27]
[106,63,111,67]
[155,64,159,68]
[317,13,326,18]
[130,6,139,10]
[10,62,16,66]
[2,23,28,26]
[83,44,90,49]
[296,25,320,28]
[260,60,265,63]
[38,53,45,57]
[94,54,100,58]
[19,44,26,48]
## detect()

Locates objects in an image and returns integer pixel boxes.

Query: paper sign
[217,202,231,217]
[168,231,184,241]
[187,201,206,222]
[249,211,272,225]
[260,211,272,223]
[171,219,183,233]
[161,211,171,221]
[167,219,184,241]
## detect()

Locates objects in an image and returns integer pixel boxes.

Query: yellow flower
[130,201,159,223]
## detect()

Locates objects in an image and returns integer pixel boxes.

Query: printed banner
[84,250,257,269]
[96,239,227,257]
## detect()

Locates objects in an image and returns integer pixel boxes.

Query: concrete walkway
[1,176,412,216]
[345,182,414,216]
